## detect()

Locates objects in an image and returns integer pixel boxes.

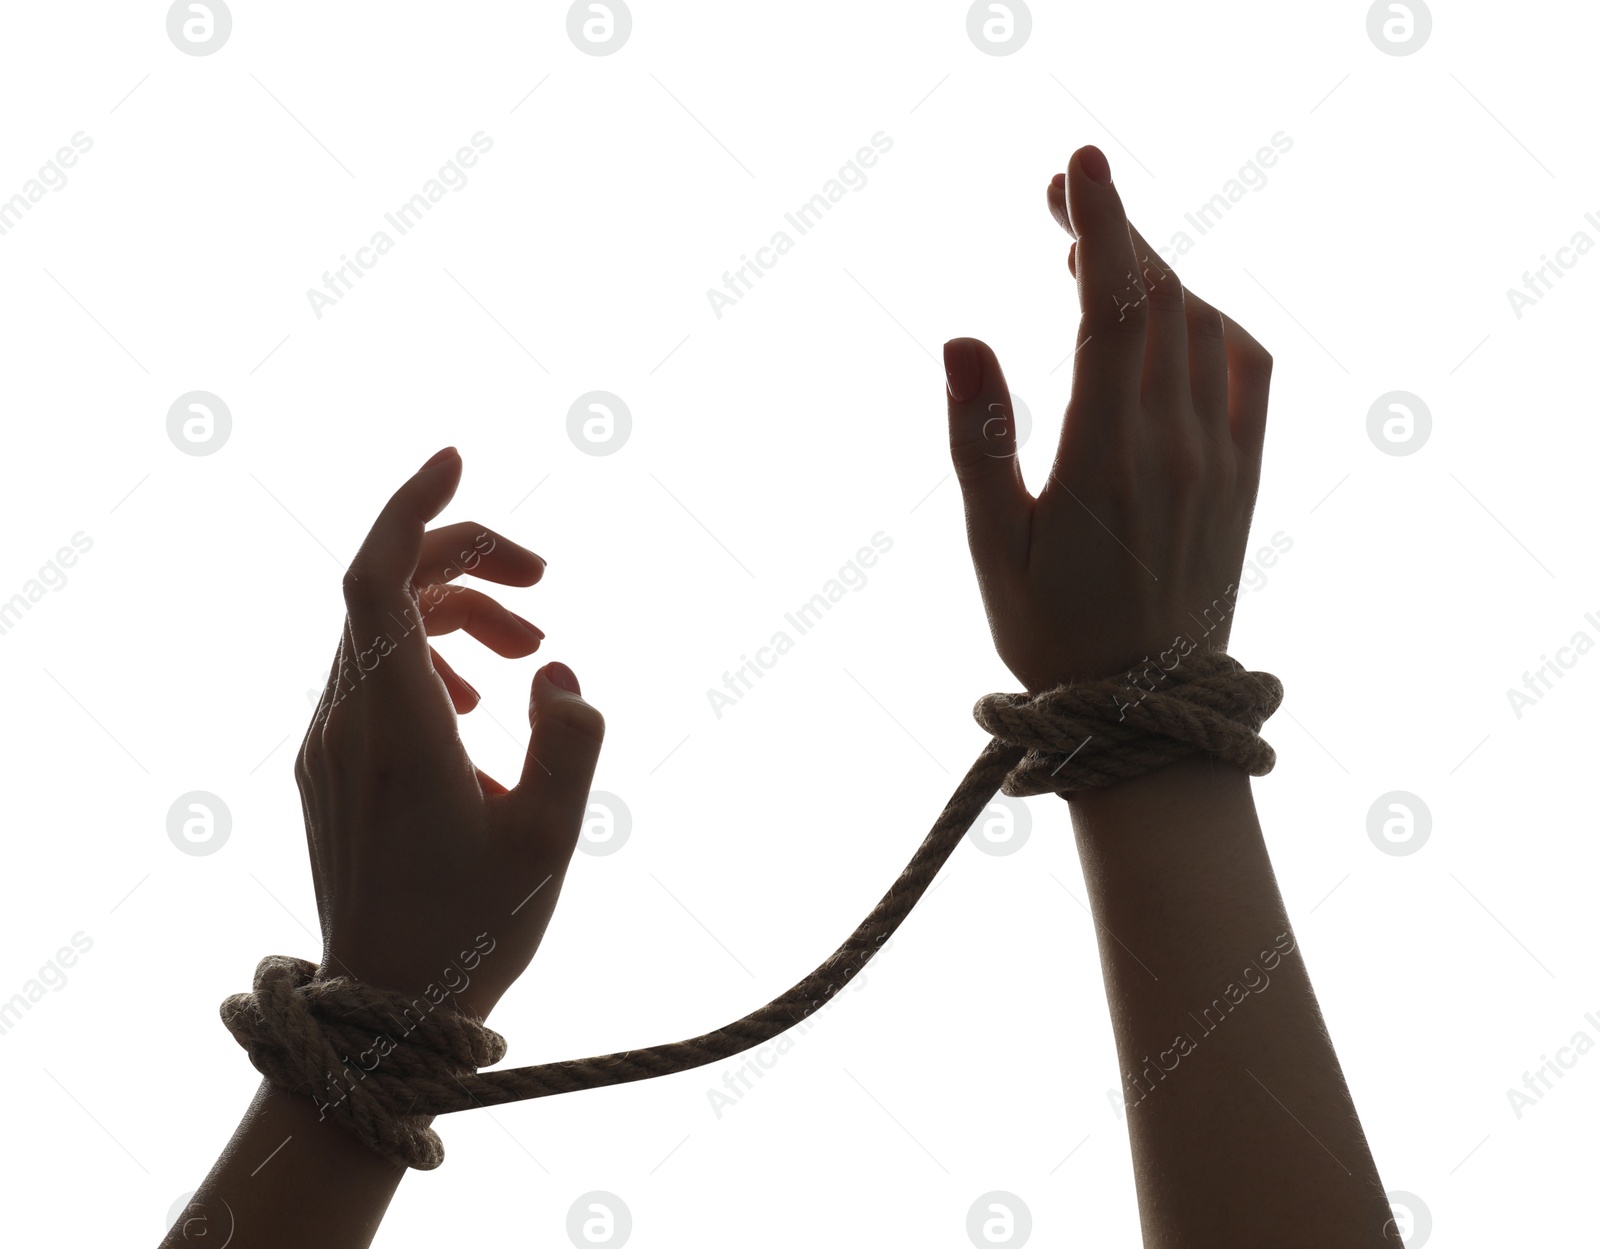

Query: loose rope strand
[222,650,1282,1169]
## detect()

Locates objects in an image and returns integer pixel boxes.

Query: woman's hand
[943,144,1273,694]
[297,446,605,1022]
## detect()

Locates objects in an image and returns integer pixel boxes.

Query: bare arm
[942,144,1394,1245]
[160,449,605,1248]
[159,1079,409,1249]
[1070,756,1394,1244]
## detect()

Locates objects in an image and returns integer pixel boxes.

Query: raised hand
[299,446,605,1022]
[942,149,1397,1246]
[943,144,1274,694]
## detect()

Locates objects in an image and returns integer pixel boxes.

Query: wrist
[313,960,497,1024]
[1063,750,1252,811]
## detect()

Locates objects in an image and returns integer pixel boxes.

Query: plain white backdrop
[0,1,1594,1244]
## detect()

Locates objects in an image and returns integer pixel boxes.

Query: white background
[0,1,1593,1245]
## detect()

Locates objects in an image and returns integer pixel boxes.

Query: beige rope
[221,649,1282,1169]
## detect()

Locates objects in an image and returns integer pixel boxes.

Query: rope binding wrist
[221,648,1283,1170]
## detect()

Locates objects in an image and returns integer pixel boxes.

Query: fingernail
[422,446,458,471]
[513,612,545,640]
[1079,145,1111,187]
[543,661,580,695]
[943,339,981,403]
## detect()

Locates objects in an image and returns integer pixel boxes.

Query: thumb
[511,661,605,838]
[943,337,1032,572]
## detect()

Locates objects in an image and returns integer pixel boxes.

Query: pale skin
[943,143,1397,1245]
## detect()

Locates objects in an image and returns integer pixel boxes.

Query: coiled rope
[222,650,1283,1169]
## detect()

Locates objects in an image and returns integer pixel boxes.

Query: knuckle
[1163,436,1208,492]
[1189,302,1226,341]
[341,565,380,610]
[951,412,1017,475]
[1145,282,1185,317]
[1240,336,1273,377]
[1139,262,1185,316]
[550,697,606,744]
[1088,273,1149,335]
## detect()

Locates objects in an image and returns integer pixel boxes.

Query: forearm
[1068,754,1395,1247]
[158,1077,411,1249]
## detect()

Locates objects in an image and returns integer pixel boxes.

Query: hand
[943,144,1273,694]
[297,447,606,1022]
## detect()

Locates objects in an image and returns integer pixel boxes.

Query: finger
[341,447,463,707]
[476,766,509,797]
[1218,311,1273,460]
[943,337,1033,572]
[1173,286,1230,434]
[428,645,481,713]
[1047,173,1073,236]
[417,583,545,657]
[509,662,605,849]
[1046,175,1080,291]
[1119,219,1190,417]
[417,522,546,589]
[1063,145,1146,422]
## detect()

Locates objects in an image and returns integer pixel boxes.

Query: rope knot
[219,954,508,1170]
[974,649,1283,797]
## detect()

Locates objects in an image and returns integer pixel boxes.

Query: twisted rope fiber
[222,650,1282,1169]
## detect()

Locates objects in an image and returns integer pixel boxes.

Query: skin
[159,448,606,1249]
[943,144,1398,1246]
[161,147,1397,1249]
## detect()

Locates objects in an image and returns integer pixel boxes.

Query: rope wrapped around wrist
[222,648,1282,1170]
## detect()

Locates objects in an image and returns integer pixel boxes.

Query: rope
[221,650,1282,1169]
